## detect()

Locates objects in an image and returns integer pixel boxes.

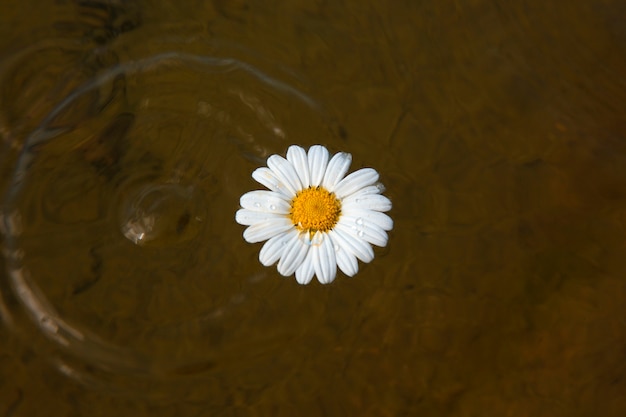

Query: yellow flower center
[290,186,341,233]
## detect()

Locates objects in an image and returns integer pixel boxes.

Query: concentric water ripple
[0,34,340,397]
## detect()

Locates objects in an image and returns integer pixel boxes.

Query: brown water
[1,1,626,416]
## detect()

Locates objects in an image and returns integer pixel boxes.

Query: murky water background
[1,1,626,416]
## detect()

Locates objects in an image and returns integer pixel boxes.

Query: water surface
[1,1,626,416]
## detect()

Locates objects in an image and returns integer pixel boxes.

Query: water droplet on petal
[357,230,364,238]
[254,202,261,208]
[311,232,324,246]
[355,217,364,225]
[355,198,361,203]
[334,244,340,252]
[269,204,276,210]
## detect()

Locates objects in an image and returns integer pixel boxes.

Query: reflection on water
[1,31,340,401]
[2,0,626,416]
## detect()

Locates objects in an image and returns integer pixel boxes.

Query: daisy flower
[235,145,393,284]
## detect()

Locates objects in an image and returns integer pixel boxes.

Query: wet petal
[235,209,286,226]
[307,145,329,186]
[312,232,337,284]
[295,252,315,285]
[267,154,303,196]
[337,216,388,247]
[286,145,310,189]
[340,208,393,231]
[333,223,375,263]
[277,232,310,276]
[322,151,352,191]
[239,190,291,213]
[259,231,294,266]
[344,184,384,197]
[243,218,293,243]
[334,168,379,199]
[328,231,359,276]
[252,167,295,198]
[342,194,392,212]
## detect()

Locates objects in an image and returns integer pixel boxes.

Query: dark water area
[1,1,626,416]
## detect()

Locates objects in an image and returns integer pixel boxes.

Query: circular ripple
[0,35,339,397]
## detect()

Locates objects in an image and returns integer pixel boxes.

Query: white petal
[345,184,384,197]
[334,168,380,198]
[259,231,293,266]
[243,218,293,243]
[277,232,310,276]
[235,209,286,226]
[239,190,291,213]
[312,232,337,284]
[286,145,310,189]
[267,155,302,196]
[333,224,375,263]
[252,167,295,198]
[295,253,315,285]
[337,216,388,247]
[340,208,393,231]
[322,152,352,191]
[342,194,392,212]
[307,145,329,186]
[328,231,359,276]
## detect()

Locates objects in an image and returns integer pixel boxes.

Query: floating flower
[235,145,393,284]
